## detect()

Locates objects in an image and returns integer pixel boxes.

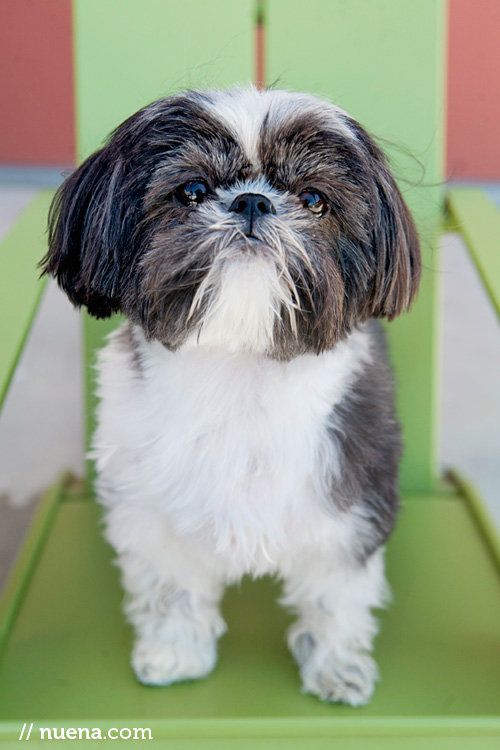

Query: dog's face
[44,87,420,360]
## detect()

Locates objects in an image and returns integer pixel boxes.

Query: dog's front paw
[299,647,379,706]
[132,636,218,686]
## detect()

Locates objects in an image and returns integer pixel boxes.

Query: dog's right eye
[174,181,208,207]
[299,190,328,217]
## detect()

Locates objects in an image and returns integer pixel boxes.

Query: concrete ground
[0,180,499,589]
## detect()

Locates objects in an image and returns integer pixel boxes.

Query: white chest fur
[93,325,371,576]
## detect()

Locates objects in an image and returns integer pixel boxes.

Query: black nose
[229,193,276,217]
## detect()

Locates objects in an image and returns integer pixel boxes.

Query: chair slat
[0,191,54,409]
[73,0,255,159]
[447,188,500,319]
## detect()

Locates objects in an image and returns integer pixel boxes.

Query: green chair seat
[1,482,499,747]
[2,3,500,748]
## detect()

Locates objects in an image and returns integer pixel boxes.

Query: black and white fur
[43,87,420,706]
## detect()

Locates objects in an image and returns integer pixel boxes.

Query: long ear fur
[369,158,421,320]
[41,146,133,318]
[346,120,422,320]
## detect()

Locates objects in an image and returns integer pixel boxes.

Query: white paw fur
[294,637,379,706]
[132,635,219,686]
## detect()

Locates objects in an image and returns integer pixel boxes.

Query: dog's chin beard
[183,250,300,356]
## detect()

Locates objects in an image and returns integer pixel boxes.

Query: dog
[42,86,421,706]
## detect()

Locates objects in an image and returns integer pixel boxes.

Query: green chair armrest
[446,188,500,319]
[0,191,54,409]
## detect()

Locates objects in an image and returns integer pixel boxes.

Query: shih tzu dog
[42,86,420,706]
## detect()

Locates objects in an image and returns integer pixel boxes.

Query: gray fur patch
[329,321,401,560]
[113,322,148,378]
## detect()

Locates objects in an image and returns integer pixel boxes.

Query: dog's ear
[42,145,135,318]
[345,121,422,321]
[367,154,421,320]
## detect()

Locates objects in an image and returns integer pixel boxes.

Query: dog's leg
[106,512,227,686]
[127,575,226,687]
[281,546,388,706]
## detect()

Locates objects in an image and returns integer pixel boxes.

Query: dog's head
[43,87,420,360]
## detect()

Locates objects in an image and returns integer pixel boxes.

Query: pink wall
[0,0,74,166]
[447,0,500,180]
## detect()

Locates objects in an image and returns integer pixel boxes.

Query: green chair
[1,1,499,746]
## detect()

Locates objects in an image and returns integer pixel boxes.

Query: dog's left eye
[299,190,328,217]
[175,181,209,207]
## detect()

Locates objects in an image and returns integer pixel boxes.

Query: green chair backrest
[77,0,445,495]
